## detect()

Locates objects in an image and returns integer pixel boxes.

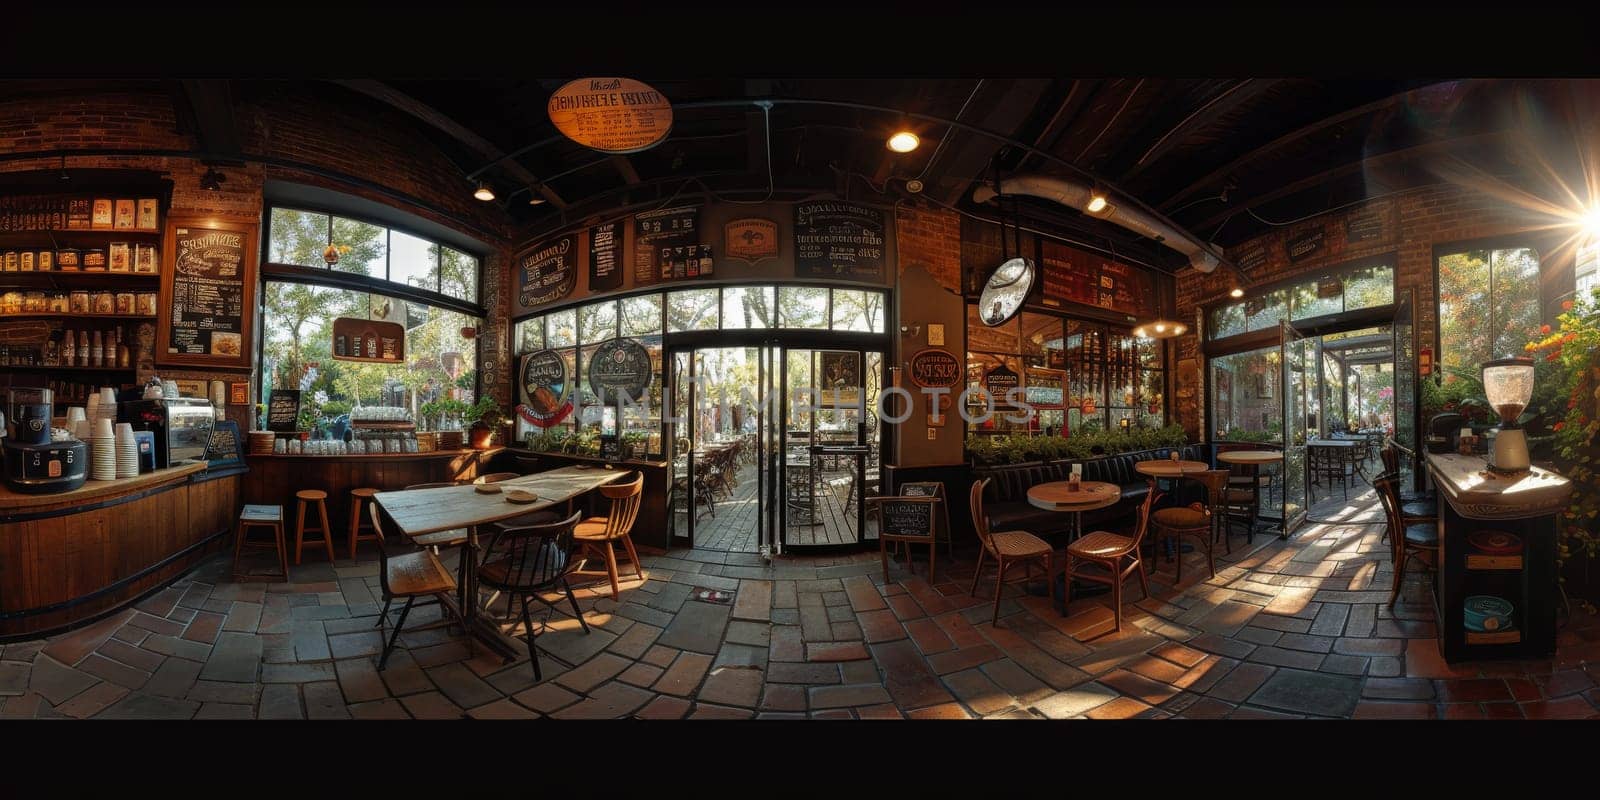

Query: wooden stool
[233,504,288,582]
[294,489,337,565]
[348,487,384,558]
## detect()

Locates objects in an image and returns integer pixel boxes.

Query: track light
[473,182,495,202]
[886,131,920,153]
[200,166,226,191]
[1085,190,1108,214]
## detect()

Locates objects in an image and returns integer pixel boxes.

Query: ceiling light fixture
[1085,190,1108,214]
[473,182,495,202]
[528,195,546,206]
[886,131,920,153]
[199,166,226,192]
[1230,287,1245,298]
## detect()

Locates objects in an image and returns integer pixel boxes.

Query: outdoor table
[374,465,627,660]
[1217,449,1284,539]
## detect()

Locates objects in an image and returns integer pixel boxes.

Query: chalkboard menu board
[794,201,886,280]
[1039,239,1155,317]
[1286,227,1325,263]
[204,420,245,471]
[878,497,937,539]
[516,232,578,312]
[634,205,699,286]
[267,390,301,433]
[589,221,623,292]
[158,217,257,368]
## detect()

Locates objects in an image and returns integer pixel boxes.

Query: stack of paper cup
[115,423,139,478]
[91,417,117,481]
[86,394,100,424]
[66,407,87,428]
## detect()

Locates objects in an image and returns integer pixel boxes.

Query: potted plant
[464,396,508,450]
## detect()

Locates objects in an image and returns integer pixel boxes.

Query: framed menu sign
[267,390,301,433]
[633,205,699,286]
[158,216,256,368]
[516,232,578,313]
[589,221,623,292]
[793,201,885,280]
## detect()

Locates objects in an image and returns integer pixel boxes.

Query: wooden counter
[1425,452,1573,662]
[243,448,502,540]
[1,463,242,640]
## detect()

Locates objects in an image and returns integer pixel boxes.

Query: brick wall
[1172,182,1540,439]
[0,86,516,421]
[895,202,962,293]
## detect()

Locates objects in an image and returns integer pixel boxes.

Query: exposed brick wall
[895,202,962,293]
[1172,182,1540,439]
[0,86,516,424]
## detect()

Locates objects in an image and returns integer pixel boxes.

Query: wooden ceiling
[7,77,1590,276]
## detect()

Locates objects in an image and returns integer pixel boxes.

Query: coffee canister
[69,291,90,314]
[136,292,157,316]
[56,249,81,270]
[82,248,107,270]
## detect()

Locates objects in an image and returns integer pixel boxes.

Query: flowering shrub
[1526,289,1600,574]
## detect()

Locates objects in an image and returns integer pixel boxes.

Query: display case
[1425,452,1572,662]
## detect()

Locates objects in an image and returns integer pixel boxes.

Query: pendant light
[1133,266,1187,340]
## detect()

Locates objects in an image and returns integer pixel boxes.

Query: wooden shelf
[1,272,159,288]
[2,314,155,321]
[5,364,133,372]
[0,228,161,238]
[1465,630,1521,646]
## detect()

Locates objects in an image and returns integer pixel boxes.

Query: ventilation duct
[972,175,1223,273]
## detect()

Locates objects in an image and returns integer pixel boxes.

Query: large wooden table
[374,465,628,659]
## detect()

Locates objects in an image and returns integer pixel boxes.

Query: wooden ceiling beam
[611,155,641,185]
[1158,81,1451,212]
[178,80,243,161]
[1119,79,1280,181]
[1188,131,1508,232]
[333,79,566,209]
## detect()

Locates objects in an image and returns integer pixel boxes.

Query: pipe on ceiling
[973,174,1223,273]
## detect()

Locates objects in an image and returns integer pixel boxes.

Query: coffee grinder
[3,387,88,494]
[1482,356,1535,474]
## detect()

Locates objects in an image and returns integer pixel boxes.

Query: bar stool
[348,487,383,558]
[233,504,288,582]
[293,489,337,565]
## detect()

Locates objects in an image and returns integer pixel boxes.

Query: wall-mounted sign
[1419,347,1433,377]
[267,389,301,433]
[1235,240,1270,272]
[159,217,256,368]
[204,420,244,471]
[587,337,654,402]
[546,77,673,155]
[589,221,623,292]
[1345,206,1387,244]
[229,382,249,405]
[1316,277,1343,299]
[517,349,573,428]
[878,497,935,538]
[633,206,699,286]
[516,232,578,312]
[1286,228,1325,263]
[332,317,406,363]
[724,218,779,264]
[908,349,962,388]
[794,201,885,280]
[984,364,1020,398]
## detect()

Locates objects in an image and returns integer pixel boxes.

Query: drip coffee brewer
[1482,356,1535,474]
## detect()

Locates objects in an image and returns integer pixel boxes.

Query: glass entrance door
[669,346,772,553]
[1281,321,1314,535]
[778,348,880,550]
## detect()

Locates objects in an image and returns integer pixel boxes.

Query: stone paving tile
[195,702,255,720]
[761,684,808,712]
[110,626,148,647]
[39,609,136,667]
[464,698,537,720]
[551,681,653,719]
[1519,695,1596,719]
[1248,613,1313,634]
[1352,700,1436,719]
[767,661,841,684]
[654,652,714,696]
[943,667,1013,715]
[1085,695,1154,719]
[656,601,730,654]
[1275,632,1336,653]
[1236,627,1282,646]
[810,683,892,709]
[182,611,227,645]
[0,661,29,697]
[56,682,130,719]
[872,639,955,710]
[807,642,869,662]
[605,622,663,661]
[1536,668,1595,698]
[635,694,692,719]
[857,609,906,644]
[1246,645,1326,671]
[398,690,461,720]
[376,650,434,697]
[1187,632,1256,660]
[261,661,336,684]
[334,659,387,703]
[697,666,764,707]
[302,681,350,719]
[1031,683,1118,719]
[925,644,1003,675]
[1150,641,1208,669]
[96,639,165,674]
[618,662,665,688]
[513,682,581,714]
[725,621,771,647]
[409,640,473,668]
[1098,668,1180,706]
[843,575,887,612]
[200,632,263,683]
[713,642,767,670]
[982,626,1092,690]
[1207,662,1275,703]
[1308,602,1350,637]
[425,663,501,709]
[187,680,261,705]
[1435,678,1513,704]
[1248,668,1361,717]
[348,698,410,719]
[98,692,199,720]
[29,656,99,705]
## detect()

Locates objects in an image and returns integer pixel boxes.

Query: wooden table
[1134,459,1210,478]
[1027,480,1120,540]
[374,465,628,660]
[1216,450,1283,539]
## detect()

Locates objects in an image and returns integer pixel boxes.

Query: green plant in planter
[1526,288,1600,603]
[963,424,1189,466]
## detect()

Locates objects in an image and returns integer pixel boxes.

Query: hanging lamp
[1133,265,1187,340]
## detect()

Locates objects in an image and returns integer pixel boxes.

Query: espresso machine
[4,387,88,494]
[118,397,215,468]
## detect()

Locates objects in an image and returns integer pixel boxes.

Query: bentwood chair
[1150,469,1234,584]
[968,479,1052,626]
[1308,443,1354,502]
[367,503,461,671]
[1378,441,1438,542]
[477,510,589,680]
[1374,472,1439,608]
[572,472,645,599]
[1064,489,1155,632]
[402,481,474,616]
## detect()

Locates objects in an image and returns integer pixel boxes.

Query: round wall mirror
[979,256,1034,326]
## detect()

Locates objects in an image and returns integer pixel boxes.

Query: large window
[1436,245,1540,380]
[1208,260,1395,341]
[261,205,484,436]
[1210,346,1282,442]
[267,206,479,303]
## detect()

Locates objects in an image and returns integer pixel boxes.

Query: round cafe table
[1135,459,1209,558]
[1025,480,1121,604]
[1216,450,1283,539]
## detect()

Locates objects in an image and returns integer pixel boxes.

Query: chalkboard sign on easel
[869,493,943,582]
[897,481,953,554]
[267,390,301,433]
[205,420,245,471]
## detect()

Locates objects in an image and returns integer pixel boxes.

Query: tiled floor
[4,484,1598,720]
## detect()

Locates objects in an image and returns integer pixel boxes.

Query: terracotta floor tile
[1352,700,1435,719]
[1084,696,1153,720]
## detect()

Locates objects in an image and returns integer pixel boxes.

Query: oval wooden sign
[908,349,962,388]
[547,77,673,154]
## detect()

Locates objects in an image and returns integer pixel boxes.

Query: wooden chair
[1374,472,1439,608]
[1151,470,1223,584]
[967,478,1051,625]
[1377,441,1438,542]
[402,481,473,615]
[477,510,589,681]
[1064,488,1155,632]
[572,472,645,599]
[1308,444,1353,502]
[293,489,337,565]
[367,502,461,670]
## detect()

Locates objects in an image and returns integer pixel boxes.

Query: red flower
[1547,351,1561,362]
[1554,421,1566,432]
[1562,300,1574,311]
[1540,324,1552,335]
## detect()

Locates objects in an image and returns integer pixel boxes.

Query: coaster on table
[504,490,538,504]
[474,483,503,494]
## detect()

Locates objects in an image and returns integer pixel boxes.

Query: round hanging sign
[517,349,573,428]
[587,337,654,402]
[978,256,1035,327]
[547,77,674,155]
